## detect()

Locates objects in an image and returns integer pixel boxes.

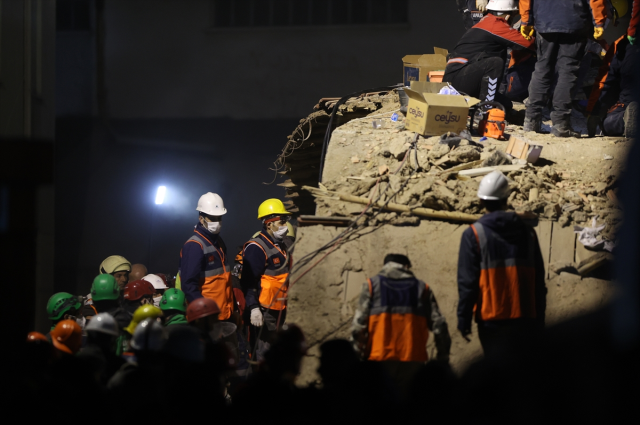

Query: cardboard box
[402,47,448,86]
[409,81,448,93]
[404,89,470,136]
[506,136,543,164]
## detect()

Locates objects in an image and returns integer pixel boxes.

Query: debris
[558,215,571,227]
[571,211,587,223]
[505,136,543,164]
[482,150,512,167]
[574,216,615,252]
[448,146,482,164]
[458,164,525,178]
[529,188,539,202]
[351,156,360,163]
[429,144,450,160]
[603,154,613,160]
[576,251,613,276]
[378,164,389,176]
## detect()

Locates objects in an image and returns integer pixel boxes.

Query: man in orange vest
[351,253,451,363]
[241,198,292,359]
[457,171,547,357]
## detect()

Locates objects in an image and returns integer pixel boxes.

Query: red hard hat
[27,331,49,343]
[186,298,220,322]
[51,320,82,354]
[124,279,156,301]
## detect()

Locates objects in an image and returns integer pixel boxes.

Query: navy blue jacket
[241,231,286,311]
[520,0,605,35]
[457,211,546,332]
[179,223,227,303]
[599,42,640,113]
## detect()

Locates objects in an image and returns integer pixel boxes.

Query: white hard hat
[142,274,168,290]
[99,255,131,274]
[85,313,119,337]
[477,170,511,200]
[487,0,519,12]
[130,318,165,352]
[196,192,227,216]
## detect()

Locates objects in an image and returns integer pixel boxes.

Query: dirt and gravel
[280,90,627,386]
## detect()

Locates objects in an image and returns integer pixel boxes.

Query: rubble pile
[308,95,624,237]
[274,91,398,214]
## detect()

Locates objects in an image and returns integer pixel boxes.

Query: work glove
[520,24,535,40]
[594,27,604,40]
[250,308,263,327]
[476,0,488,12]
[629,35,636,45]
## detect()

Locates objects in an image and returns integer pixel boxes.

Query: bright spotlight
[155,186,166,205]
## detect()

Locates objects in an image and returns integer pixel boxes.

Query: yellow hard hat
[99,255,131,274]
[257,199,290,219]
[124,305,163,334]
[611,0,628,18]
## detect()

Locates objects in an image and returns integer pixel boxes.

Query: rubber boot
[523,116,541,132]
[551,119,581,138]
[624,101,638,138]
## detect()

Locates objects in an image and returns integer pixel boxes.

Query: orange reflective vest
[243,233,291,311]
[471,222,537,322]
[180,230,233,320]
[366,274,430,362]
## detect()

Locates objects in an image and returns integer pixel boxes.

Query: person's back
[527,0,599,35]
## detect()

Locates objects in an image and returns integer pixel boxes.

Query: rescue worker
[129,263,148,283]
[457,171,546,357]
[50,319,83,356]
[160,288,189,326]
[444,0,535,111]
[457,0,489,29]
[520,0,606,137]
[241,198,292,359]
[86,274,130,329]
[143,274,169,306]
[122,279,156,316]
[351,254,451,364]
[124,304,163,336]
[46,292,83,331]
[177,192,234,320]
[187,297,221,338]
[78,313,124,384]
[99,255,131,290]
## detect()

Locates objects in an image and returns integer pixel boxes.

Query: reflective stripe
[244,234,291,310]
[204,267,227,277]
[447,57,469,64]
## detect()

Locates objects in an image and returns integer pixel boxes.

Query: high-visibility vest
[471,222,537,322]
[243,233,291,311]
[179,230,233,320]
[366,274,430,362]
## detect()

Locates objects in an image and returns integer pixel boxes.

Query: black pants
[603,104,626,136]
[526,32,587,124]
[249,307,286,361]
[477,320,539,358]
[444,57,513,111]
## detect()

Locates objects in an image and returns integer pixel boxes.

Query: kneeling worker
[457,171,546,357]
[443,0,534,110]
[241,199,292,359]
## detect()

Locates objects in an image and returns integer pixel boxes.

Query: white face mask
[153,295,162,307]
[207,221,221,234]
[273,225,288,240]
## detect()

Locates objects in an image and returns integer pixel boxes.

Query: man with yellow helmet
[241,199,293,358]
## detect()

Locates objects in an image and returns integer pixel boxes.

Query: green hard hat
[160,288,187,313]
[91,274,120,302]
[47,292,81,321]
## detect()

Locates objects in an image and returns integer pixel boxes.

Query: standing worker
[444,0,535,111]
[520,0,606,137]
[177,192,234,321]
[160,288,189,326]
[457,171,547,357]
[241,199,292,359]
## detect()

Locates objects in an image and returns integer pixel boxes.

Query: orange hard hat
[51,320,83,354]
[124,279,156,301]
[27,331,49,343]
[186,298,220,322]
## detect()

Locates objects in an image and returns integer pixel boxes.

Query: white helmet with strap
[487,0,519,12]
[196,192,227,216]
[477,170,511,200]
